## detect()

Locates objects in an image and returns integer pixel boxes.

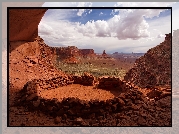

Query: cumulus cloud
[76,9,153,40]
[75,8,171,40]
[39,2,172,53]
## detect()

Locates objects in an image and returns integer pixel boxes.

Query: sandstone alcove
[9,9,48,42]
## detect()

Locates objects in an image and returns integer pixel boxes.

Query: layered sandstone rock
[124,33,171,88]
[51,46,96,61]
[9,9,47,42]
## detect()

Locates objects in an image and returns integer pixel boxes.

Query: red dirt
[39,84,121,102]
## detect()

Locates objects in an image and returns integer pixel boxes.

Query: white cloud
[77,9,85,16]
[42,2,177,32]
[157,34,165,38]
[77,9,93,16]
[89,9,92,14]
[76,8,171,40]
[99,12,103,16]
[38,23,53,35]
[76,2,93,16]
[39,2,174,53]
[76,9,154,40]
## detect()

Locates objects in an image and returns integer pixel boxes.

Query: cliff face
[124,33,171,88]
[9,9,47,42]
[51,46,96,61]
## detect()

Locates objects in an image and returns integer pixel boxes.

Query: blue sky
[38,2,177,53]
[68,9,119,24]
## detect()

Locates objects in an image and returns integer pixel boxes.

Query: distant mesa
[50,45,97,62]
[113,52,119,55]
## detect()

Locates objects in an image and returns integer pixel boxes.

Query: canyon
[8,9,172,126]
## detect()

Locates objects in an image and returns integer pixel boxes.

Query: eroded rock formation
[124,33,171,88]
[9,36,66,90]
[51,46,96,62]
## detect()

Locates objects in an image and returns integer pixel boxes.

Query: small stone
[32,99,41,107]
[54,116,62,124]
[76,117,83,124]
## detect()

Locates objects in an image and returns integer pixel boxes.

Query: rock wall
[9,9,47,42]
[18,86,171,126]
[73,73,96,86]
[98,76,137,91]
[98,77,123,89]
[124,33,171,88]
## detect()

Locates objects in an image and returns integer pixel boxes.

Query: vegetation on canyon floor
[53,59,127,79]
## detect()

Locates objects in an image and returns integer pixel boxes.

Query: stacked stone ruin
[98,77,123,89]
[18,81,171,126]
[97,76,137,91]
[73,72,96,86]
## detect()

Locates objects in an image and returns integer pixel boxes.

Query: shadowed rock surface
[9,9,47,42]
[124,33,171,88]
